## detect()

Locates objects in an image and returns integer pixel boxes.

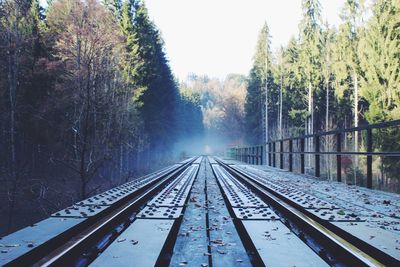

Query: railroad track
[214,157,399,267]
[1,157,198,266]
[1,156,398,266]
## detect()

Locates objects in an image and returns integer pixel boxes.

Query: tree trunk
[326,79,330,179]
[265,73,269,164]
[80,64,92,199]
[119,143,123,179]
[326,80,329,132]
[279,70,283,139]
[6,21,19,234]
[307,82,313,169]
[353,70,359,185]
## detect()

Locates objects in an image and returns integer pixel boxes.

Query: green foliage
[359,0,400,123]
[102,0,122,20]
[244,0,399,164]
[298,0,323,87]
[245,22,274,144]
[358,0,400,177]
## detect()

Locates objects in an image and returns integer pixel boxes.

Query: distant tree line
[0,0,203,234]
[181,73,247,150]
[245,0,399,187]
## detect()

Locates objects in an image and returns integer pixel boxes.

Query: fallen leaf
[0,244,20,248]
[337,210,345,216]
[210,239,223,244]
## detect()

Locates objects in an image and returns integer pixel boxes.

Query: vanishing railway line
[1,156,399,266]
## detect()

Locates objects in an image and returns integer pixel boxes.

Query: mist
[172,134,232,158]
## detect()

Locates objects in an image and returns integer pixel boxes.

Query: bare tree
[47,0,124,198]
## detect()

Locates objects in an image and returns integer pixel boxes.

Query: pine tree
[359,0,400,178]
[128,0,180,155]
[320,24,335,131]
[334,0,364,158]
[359,0,400,123]
[102,0,122,20]
[298,0,323,137]
[245,22,273,145]
[298,0,323,170]
[284,37,306,136]
[120,0,141,87]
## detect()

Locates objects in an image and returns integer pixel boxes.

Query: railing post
[260,146,263,165]
[280,140,284,169]
[272,142,276,167]
[253,146,255,164]
[336,133,342,182]
[300,138,305,174]
[268,143,272,166]
[367,129,373,188]
[289,139,293,172]
[257,146,259,165]
[315,134,320,177]
[253,147,255,164]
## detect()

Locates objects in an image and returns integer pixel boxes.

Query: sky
[144,0,347,80]
[38,0,351,80]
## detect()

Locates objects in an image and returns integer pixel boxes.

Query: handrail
[229,120,400,190]
[274,119,400,143]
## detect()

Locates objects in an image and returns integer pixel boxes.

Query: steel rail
[4,159,196,267]
[215,158,392,267]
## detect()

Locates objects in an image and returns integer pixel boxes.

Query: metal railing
[231,120,400,189]
[233,145,264,165]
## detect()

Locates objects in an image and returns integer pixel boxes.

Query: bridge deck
[221,158,400,263]
[1,156,399,266]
